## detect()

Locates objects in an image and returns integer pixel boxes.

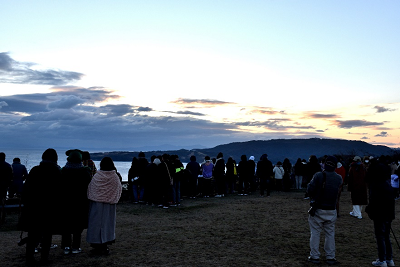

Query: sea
[1,148,188,182]
[1,149,132,182]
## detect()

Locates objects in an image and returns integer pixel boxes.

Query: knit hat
[66,149,83,163]
[324,156,338,172]
[249,156,255,161]
[353,156,361,162]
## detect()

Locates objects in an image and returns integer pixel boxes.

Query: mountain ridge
[90,138,398,164]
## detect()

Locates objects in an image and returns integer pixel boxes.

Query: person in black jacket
[21,148,62,266]
[225,157,237,194]
[237,155,248,196]
[306,156,342,265]
[213,152,226,197]
[186,155,201,198]
[256,154,273,197]
[366,156,395,267]
[60,149,92,255]
[0,152,13,201]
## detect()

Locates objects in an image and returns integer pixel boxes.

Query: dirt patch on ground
[1,189,399,266]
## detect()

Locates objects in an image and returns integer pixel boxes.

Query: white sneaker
[72,248,82,254]
[386,259,395,267]
[350,211,358,217]
[372,259,388,266]
[64,247,71,255]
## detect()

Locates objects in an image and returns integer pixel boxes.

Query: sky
[1,0,400,152]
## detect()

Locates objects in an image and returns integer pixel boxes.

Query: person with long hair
[86,157,122,255]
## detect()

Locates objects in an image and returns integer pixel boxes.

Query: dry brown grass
[1,189,399,267]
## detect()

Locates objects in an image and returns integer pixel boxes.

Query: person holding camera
[306,156,343,265]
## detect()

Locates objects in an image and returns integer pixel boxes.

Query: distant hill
[90,138,398,164]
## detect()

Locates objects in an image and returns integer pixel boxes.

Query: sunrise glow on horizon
[1,1,399,151]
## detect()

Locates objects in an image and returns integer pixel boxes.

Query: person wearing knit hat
[60,149,92,255]
[306,155,343,265]
[348,155,368,220]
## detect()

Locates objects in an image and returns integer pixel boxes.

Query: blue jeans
[172,181,181,204]
[373,220,393,262]
[132,184,144,202]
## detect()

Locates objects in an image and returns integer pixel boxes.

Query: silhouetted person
[21,148,62,266]
[9,158,28,198]
[0,152,13,200]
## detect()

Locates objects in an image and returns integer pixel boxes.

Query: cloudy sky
[1,1,399,152]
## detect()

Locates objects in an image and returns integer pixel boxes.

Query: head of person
[217,152,223,159]
[205,156,211,162]
[100,157,116,171]
[324,156,338,172]
[42,148,58,163]
[162,154,170,162]
[0,152,5,161]
[131,157,138,166]
[153,158,161,165]
[353,156,361,163]
[13,158,21,164]
[260,154,268,161]
[82,151,91,161]
[241,155,247,161]
[277,161,282,166]
[309,155,318,163]
[190,155,196,162]
[66,149,83,163]
[249,156,255,161]
[138,151,145,158]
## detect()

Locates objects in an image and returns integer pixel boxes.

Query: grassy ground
[1,188,399,267]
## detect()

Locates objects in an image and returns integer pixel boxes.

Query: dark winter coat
[256,158,273,180]
[294,161,306,176]
[365,160,395,221]
[21,161,63,233]
[307,171,342,210]
[137,157,149,186]
[60,164,92,232]
[214,158,226,179]
[186,160,201,180]
[0,160,13,198]
[225,159,237,183]
[348,161,368,205]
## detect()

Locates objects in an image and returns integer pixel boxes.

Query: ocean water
[1,149,132,182]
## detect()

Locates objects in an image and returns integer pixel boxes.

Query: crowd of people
[0,150,122,266]
[1,150,399,266]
